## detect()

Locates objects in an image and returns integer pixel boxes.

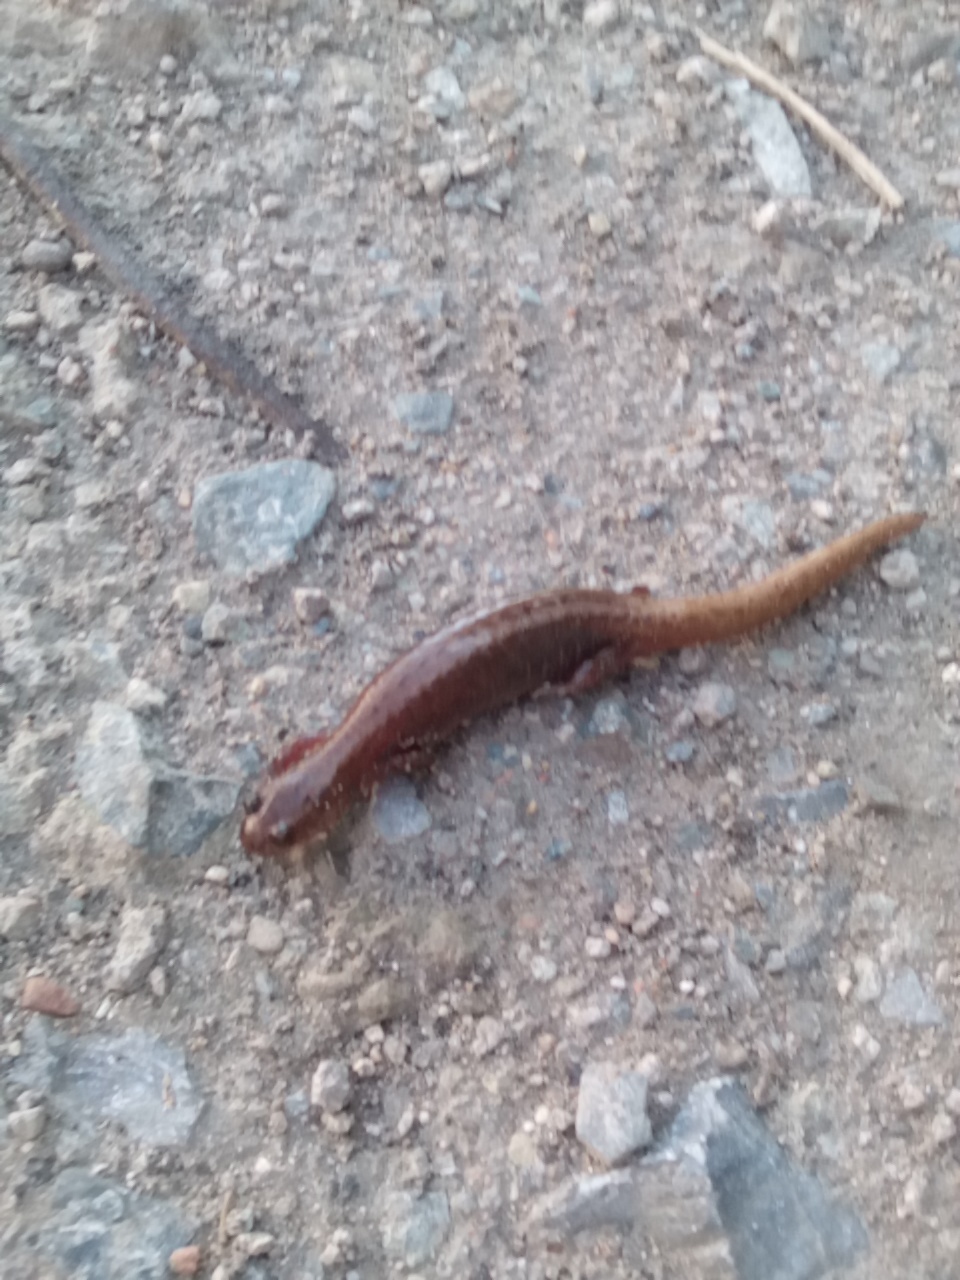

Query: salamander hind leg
[555,645,630,697]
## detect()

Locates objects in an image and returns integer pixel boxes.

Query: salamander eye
[269,820,294,846]
[243,792,263,817]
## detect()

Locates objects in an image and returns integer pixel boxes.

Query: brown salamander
[240,512,924,857]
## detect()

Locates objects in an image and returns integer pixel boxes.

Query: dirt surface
[1,0,959,1277]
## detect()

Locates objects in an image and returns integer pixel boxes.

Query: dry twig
[0,112,341,459]
[696,28,905,211]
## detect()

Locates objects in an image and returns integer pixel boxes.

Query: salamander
[240,512,924,857]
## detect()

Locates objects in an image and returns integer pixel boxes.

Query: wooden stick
[696,28,905,211]
[0,112,343,460]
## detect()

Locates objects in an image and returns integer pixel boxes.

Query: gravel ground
[1,1,959,1277]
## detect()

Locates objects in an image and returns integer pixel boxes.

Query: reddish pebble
[169,1245,201,1276]
[22,975,80,1017]
[515,912,541,934]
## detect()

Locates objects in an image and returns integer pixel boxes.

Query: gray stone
[0,395,58,437]
[65,635,128,695]
[763,0,831,65]
[291,587,331,625]
[860,342,901,385]
[0,767,49,834]
[853,955,883,1003]
[607,789,629,825]
[5,455,49,486]
[0,893,42,940]
[310,1058,352,1112]
[22,237,74,273]
[583,0,620,34]
[726,79,812,198]
[392,390,454,435]
[33,1167,195,1280]
[640,1080,867,1276]
[76,702,238,855]
[143,769,239,857]
[589,695,630,736]
[756,779,849,824]
[732,499,778,549]
[247,915,285,955]
[693,682,737,728]
[725,946,761,1006]
[805,702,838,727]
[180,89,222,122]
[878,548,920,591]
[76,702,157,846]
[581,64,604,104]
[473,1015,507,1058]
[382,1190,451,1267]
[37,283,83,336]
[857,776,904,815]
[766,745,800,785]
[124,678,168,715]
[468,77,520,119]
[192,460,336,576]
[421,65,466,114]
[13,1021,201,1147]
[106,905,169,994]
[902,32,960,73]
[786,1000,822,1044]
[527,1169,639,1236]
[8,1103,47,1142]
[531,1078,867,1279]
[780,905,830,971]
[575,1062,652,1166]
[814,206,881,249]
[79,318,139,422]
[371,776,432,842]
[785,472,826,500]
[878,968,945,1027]
[848,891,898,936]
[201,601,247,643]
[418,159,453,198]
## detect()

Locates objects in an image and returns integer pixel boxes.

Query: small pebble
[530,955,558,983]
[588,211,612,239]
[419,159,453,198]
[879,548,920,591]
[173,581,211,613]
[22,975,80,1017]
[247,915,285,955]
[22,238,74,273]
[311,1058,352,1112]
[293,587,332,625]
[8,1105,47,1142]
[583,0,620,33]
[1,896,44,946]
[4,309,40,334]
[692,682,737,727]
[260,193,288,217]
[169,1246,201,1276]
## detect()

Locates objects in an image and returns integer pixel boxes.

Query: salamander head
[239,746,349,858]
[240,787,299,858]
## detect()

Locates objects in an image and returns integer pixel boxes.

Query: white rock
[418,159,453,198]
[583,0,620,33]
